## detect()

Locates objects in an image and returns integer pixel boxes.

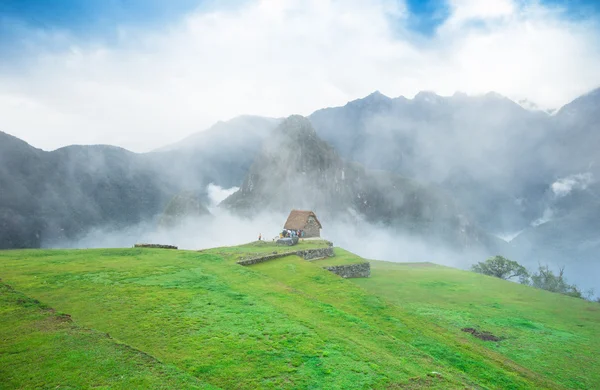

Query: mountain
[150,115,280,189]
[2,87,600,289]
[306,88,600,289]
[0,132,47,248]
[0,116,281,249]
[309,90,556,234]
[222,115,501,251]
[0,131,173,248]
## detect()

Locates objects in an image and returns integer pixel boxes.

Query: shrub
[528,264,592,299]
[471,256,529,281]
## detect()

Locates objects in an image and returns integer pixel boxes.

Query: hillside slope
[1,244,598,388]
[0,282,209,389]
[354,260,600,389]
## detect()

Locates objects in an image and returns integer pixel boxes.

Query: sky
[1,0,600,152]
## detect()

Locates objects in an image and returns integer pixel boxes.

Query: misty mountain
[2,86,600,283]
[0,131,171,248]
[304,88,600,288]
[222,115,501,252]
[151,115,280,190]
[0,116,278,249]
[308,90,558,234]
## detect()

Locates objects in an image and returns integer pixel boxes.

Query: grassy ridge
[354,261,600,389]
[0,242,597,388]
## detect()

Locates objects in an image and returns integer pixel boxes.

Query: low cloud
[51,209,483,270]
[527,172,593,227]
[531,208,554,227]
[47,208,598,292]
[551,172,593,197]
[207,183,239,209]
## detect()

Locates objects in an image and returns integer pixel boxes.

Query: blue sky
[2,0,599,40]
[0,0,201,31]
[1,0,599,151]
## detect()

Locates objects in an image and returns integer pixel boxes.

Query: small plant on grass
[471,256,528,281]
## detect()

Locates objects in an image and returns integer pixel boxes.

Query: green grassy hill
[1,241,598,389]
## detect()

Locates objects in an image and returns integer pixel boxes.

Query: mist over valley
[2,88,599,292]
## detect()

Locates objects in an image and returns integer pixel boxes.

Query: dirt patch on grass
[388,372,449,389]
[461,327,503,342]
[55,313,73,323]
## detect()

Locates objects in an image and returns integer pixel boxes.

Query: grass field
[0,242,598,389]
[354,261,600,389]
[308,248,369,266]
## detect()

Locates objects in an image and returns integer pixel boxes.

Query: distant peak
[277,115,317,138]
[367,90,387,98]
[414,90,444,103]
[556,86,600,117]
[347,90,392,107]
[280,114,312,126]
[452,91,469,99]
[484,91,508,100]
[361,90,392,102]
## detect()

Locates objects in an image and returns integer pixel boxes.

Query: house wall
[304,218,320,237]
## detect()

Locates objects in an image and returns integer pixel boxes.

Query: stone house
[284,210,322,238]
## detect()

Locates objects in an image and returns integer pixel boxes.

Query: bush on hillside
[524,264,594,300]
[471,256,529,281]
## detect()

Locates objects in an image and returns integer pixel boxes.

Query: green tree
[471,255,529,281]
[529,264,587,299]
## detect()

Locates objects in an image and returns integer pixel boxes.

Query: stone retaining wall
[237,251,296,266]
[297,247,335,260]
[323,262,371,278]
[237,247,334,266]
[236,246,369,278]
[134,244,178,249]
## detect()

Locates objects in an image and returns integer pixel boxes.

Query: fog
[53,202,597,297]
[33,88,600,300]
[51,202,483,270]
[48,174,491,277]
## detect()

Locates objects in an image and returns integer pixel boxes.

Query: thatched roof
[283,210,322,230]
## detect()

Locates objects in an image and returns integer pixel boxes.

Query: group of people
[280,229,303,238]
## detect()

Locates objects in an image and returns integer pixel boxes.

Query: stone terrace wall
[236,246,369,279]
[134,244,178,249]
[237,251,296,266]
[237,247,334,266]
[298,247,334,260]
[323,263,371,278]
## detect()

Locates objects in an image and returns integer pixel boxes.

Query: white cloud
[551,172,593,197]
[1,0,599,151]
[207,183,239,208]
[446,0,515,25]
